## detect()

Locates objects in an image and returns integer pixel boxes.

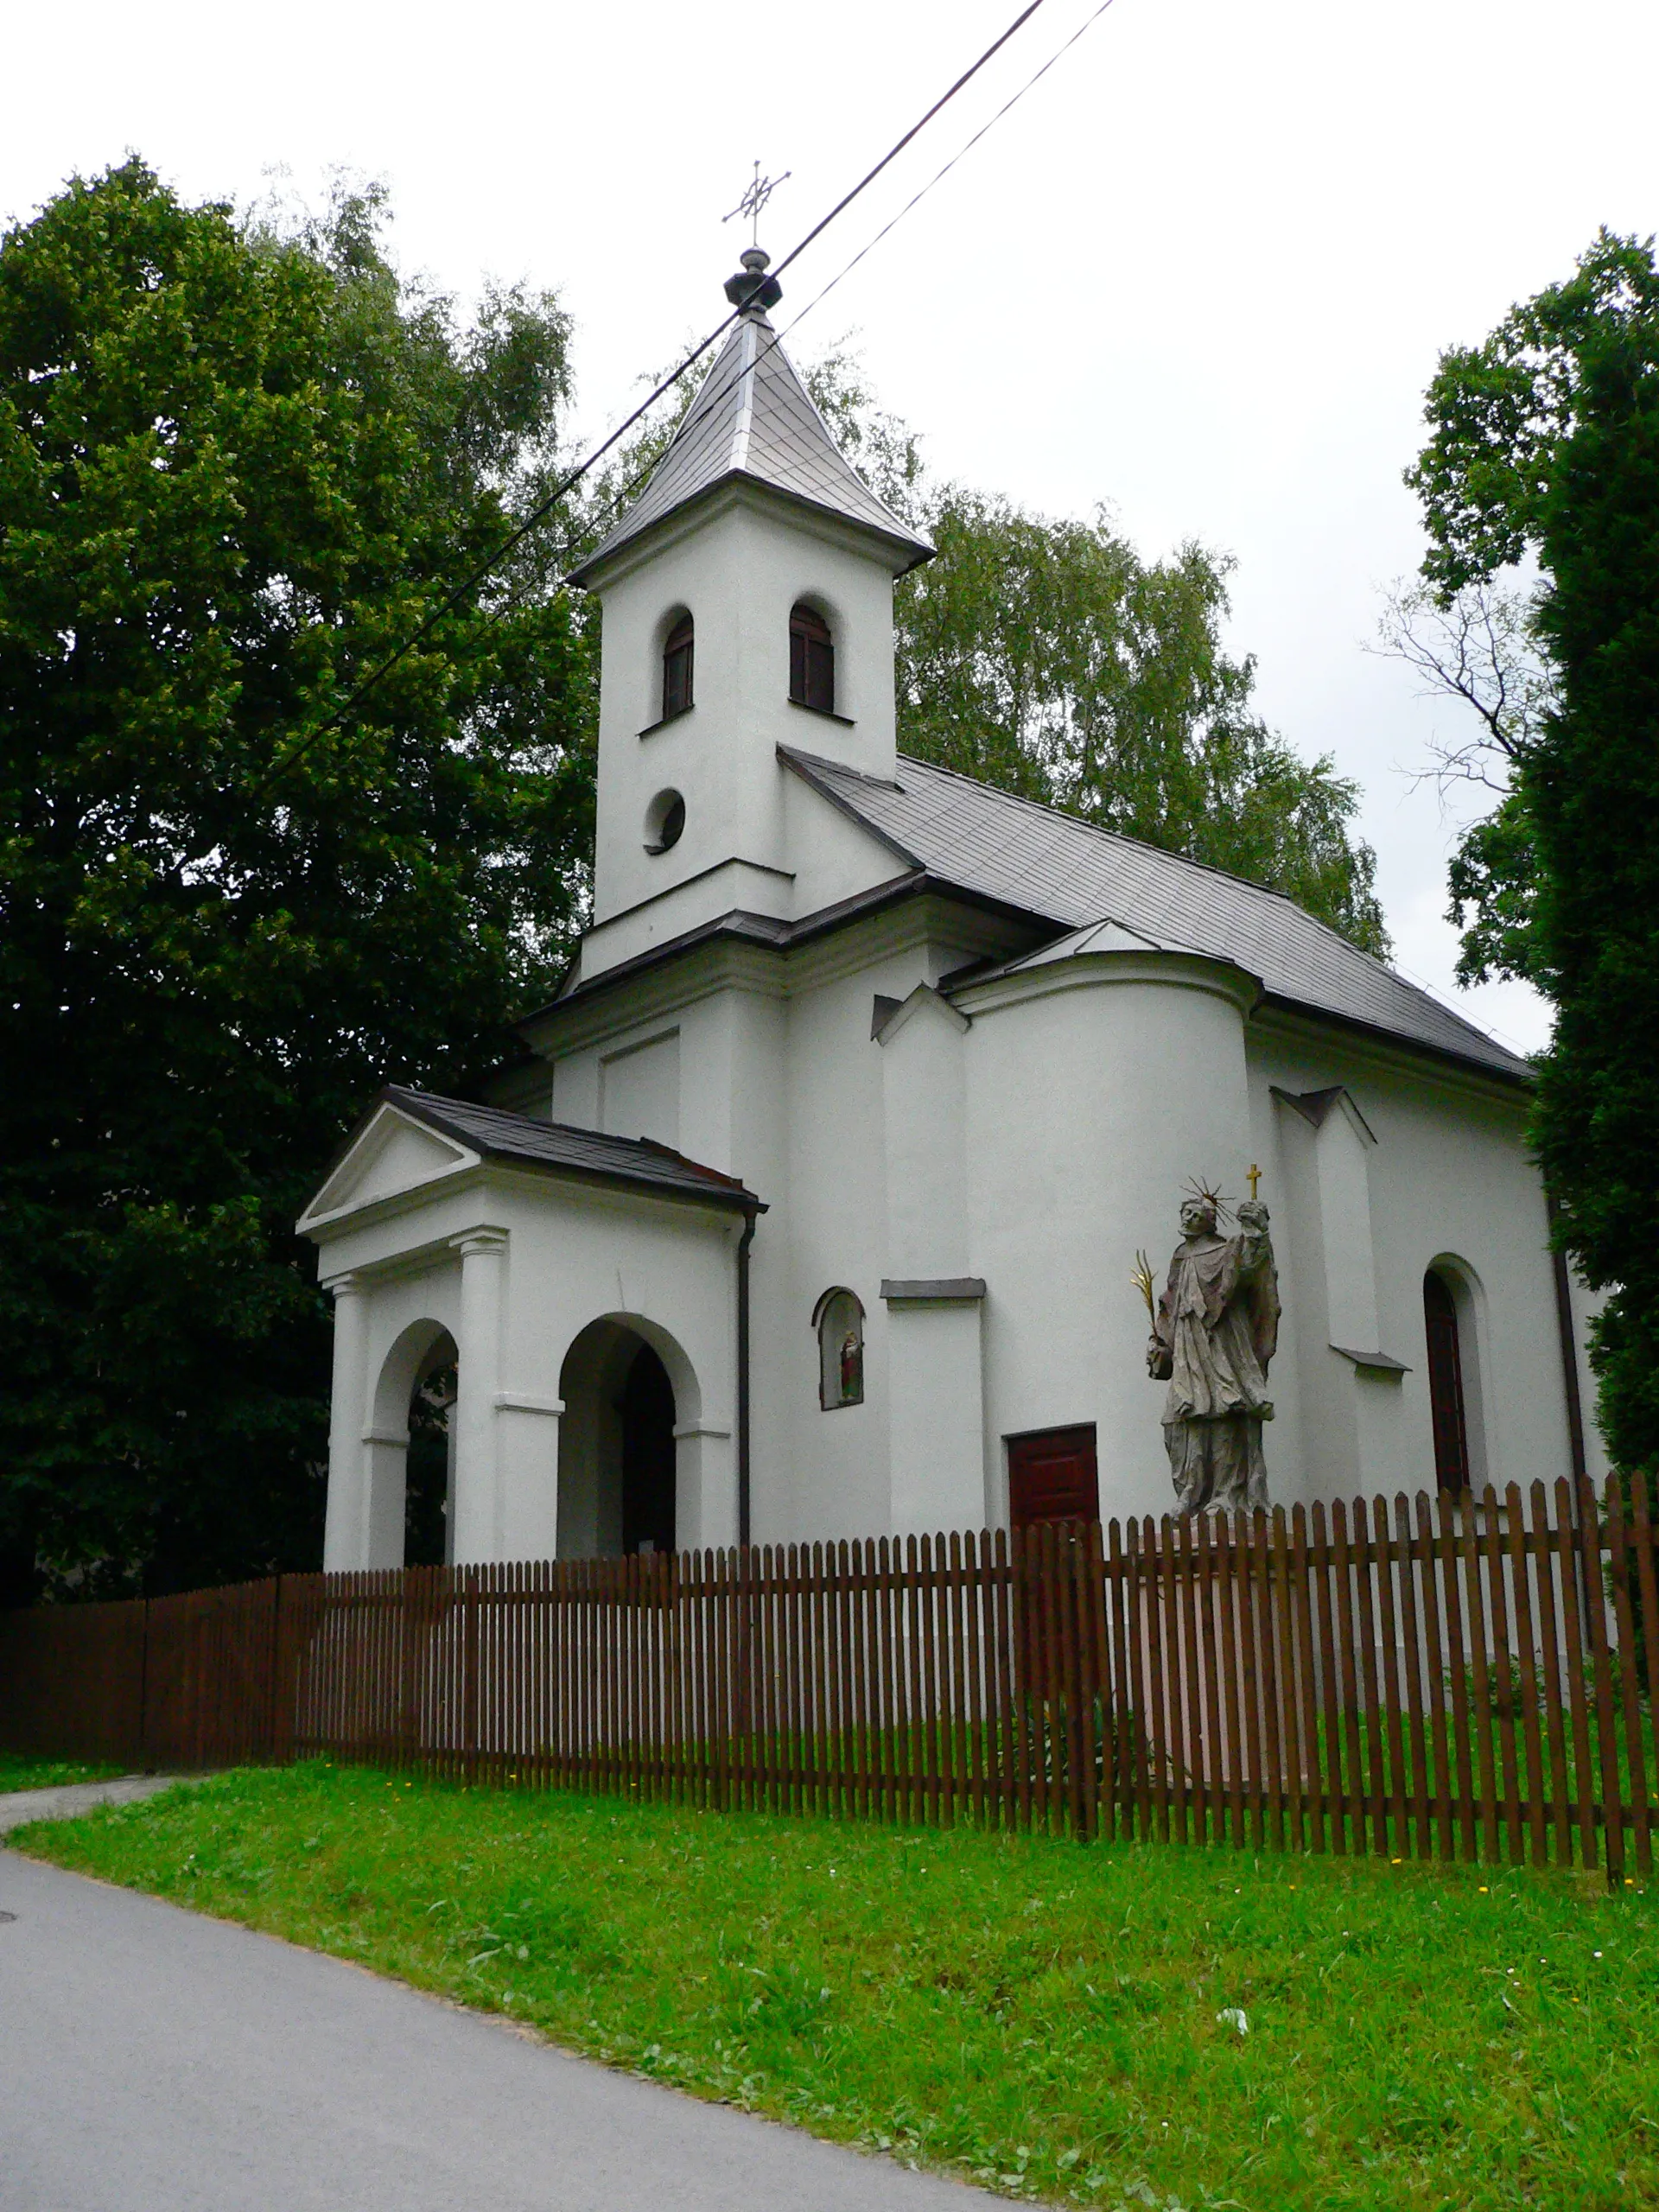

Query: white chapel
[301,246,1603,1573]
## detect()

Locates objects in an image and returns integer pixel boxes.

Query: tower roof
[569,251,934,586]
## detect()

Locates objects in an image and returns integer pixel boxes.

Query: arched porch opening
[367,1319,456,1568]
[556,1316,700,1558]
[405,1334,458,1566]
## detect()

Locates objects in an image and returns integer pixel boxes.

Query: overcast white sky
[8,0,1656,1053]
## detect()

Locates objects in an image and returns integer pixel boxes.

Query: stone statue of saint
[1146,1192,1281,1515]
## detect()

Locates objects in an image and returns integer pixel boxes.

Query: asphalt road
[0,1845,988,2211]
[0,1776,201,1837]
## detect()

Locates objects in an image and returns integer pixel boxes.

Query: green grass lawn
[14,1763,1657,2210]
[0,1751,124,1792]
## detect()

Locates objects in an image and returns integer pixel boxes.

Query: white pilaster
[673,1420,737,1551]
[879,986,985,1533]
[885,1294,987,1535]
[362,1427,410,1568]
[451,1229,508,1562]
[1313,1096,1382,1357]
[495,1395,563,1561]
[322,1274,369,1571]
[1273,1084,1408,1497]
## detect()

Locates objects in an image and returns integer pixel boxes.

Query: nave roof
[779,747,1532,1084]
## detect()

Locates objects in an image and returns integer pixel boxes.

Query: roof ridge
[778,338,925,543]
[889,747,1484,1022]
[778,740,905,793]
[760,324,918,540]
[728,317,759,474]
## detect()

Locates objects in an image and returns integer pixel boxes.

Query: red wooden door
[1007,1424,1099,1528]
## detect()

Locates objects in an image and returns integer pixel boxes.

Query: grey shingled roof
[385,1088,757,1210]
[780,749,1532,1084]
[569,309,933,585]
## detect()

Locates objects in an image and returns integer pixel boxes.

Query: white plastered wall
[875,987,986,1535]
[722,907,1039,1545]
[782,767,916,920]
[538,893,1039,1548]
[1247,1013,1599,1503]
[1268,1086,1396,1498]
[956,952,1261,1527]
[322,1262,464,1572]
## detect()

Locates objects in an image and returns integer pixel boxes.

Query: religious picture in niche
[1137,1173,1280,1515]
[814,1287,864,1410]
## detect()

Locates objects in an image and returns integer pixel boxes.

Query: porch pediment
[298,1103,480,1233]
[300,1085,763,1244]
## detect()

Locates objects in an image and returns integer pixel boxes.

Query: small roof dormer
[569,248,933,588]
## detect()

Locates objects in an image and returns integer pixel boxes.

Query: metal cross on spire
[723,159,791,247]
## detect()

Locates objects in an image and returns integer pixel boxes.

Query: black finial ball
[725,245,782,312]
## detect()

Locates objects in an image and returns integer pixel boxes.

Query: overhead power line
[574,0,1122,564]
[776,0,1119,348]
[253,0,1059,800]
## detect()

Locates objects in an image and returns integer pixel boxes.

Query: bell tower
[566,248,932,979]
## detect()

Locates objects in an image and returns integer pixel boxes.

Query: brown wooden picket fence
[0,1579,284,1777]
[3,1476,1655,1885]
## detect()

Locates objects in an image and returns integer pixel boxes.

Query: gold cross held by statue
[1247,1162,1262,1201]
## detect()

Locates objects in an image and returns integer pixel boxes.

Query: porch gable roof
[300,1086,760,1240]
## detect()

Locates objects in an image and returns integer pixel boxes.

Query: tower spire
[566,220,932,589]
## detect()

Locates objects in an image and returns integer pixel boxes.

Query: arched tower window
[813,1287,864,1410]
[1424,1268,1471,1493]
[789,602,835,714]
[662,613,694,719]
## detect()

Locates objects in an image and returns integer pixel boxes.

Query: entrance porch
[299,1088,759,1569]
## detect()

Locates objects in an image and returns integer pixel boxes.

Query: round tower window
[645,789,685,855]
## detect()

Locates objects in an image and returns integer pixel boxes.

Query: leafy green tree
[893,492,1388,954]
[0,162,594,1598]
[1406,230,1659,1471]
[792,350,1388,951]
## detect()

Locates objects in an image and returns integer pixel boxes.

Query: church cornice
[588,852,798,942]
[518,879,1046,1063]
[952,945,1263,1022]
[569,455,928,594]
[304,1160,747,1277]
[301,1088,759,1249]
[1250,997,1534,1107]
